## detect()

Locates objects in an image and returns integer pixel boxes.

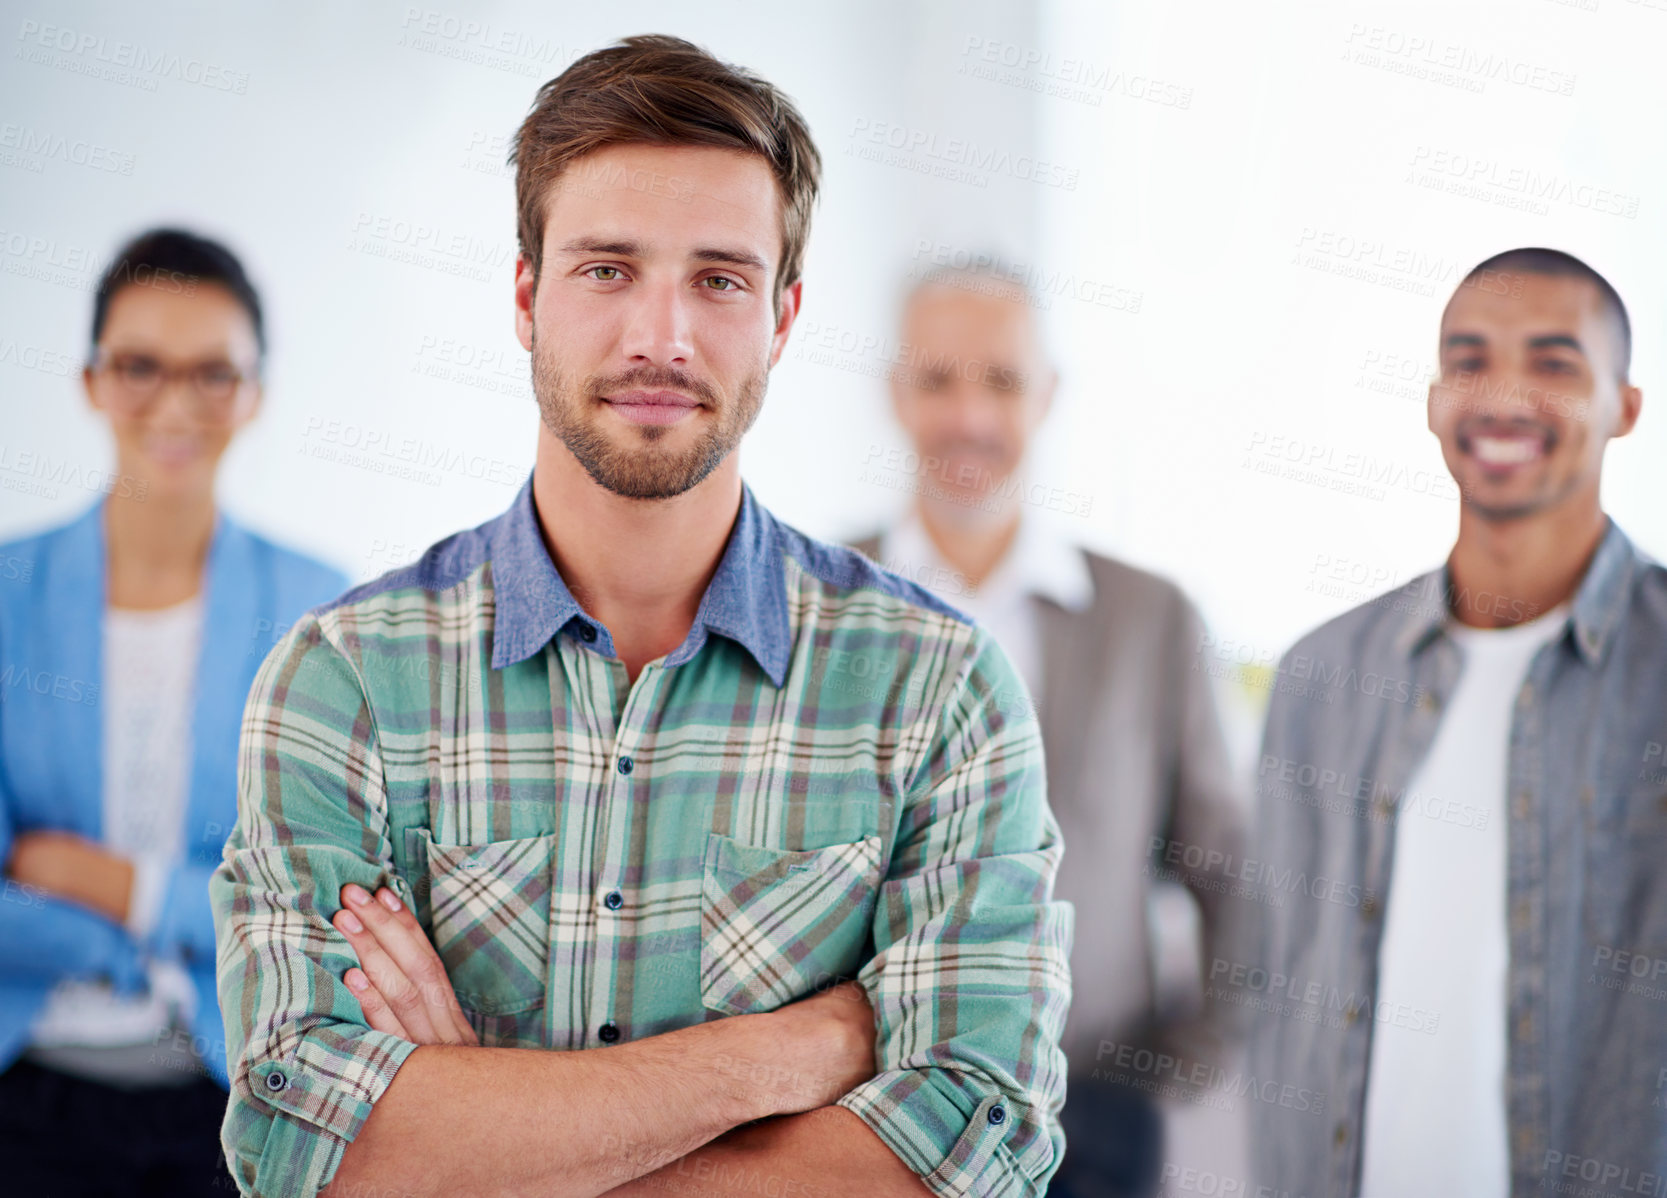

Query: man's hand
[332,882,479,1047]
[5,830,134,925]
[757,980,878,1112]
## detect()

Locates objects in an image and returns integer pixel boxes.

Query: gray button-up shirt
[1245,519,1667,1198]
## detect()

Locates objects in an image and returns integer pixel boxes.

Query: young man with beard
[1248,247,1663,1197]
[210,35,1070,1198]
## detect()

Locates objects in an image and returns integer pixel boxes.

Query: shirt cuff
[229,1027,419,1196]
[837,1071,1041,1198]
[123,853,171,940]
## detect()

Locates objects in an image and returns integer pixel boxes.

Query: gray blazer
[852,535,1250,1075]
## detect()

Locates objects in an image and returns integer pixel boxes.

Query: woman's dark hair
[89,228,266,365]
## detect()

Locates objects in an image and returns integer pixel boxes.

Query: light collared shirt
[876,508,1094,712]
[1248,520,1667,1198]
[211,475,1073,1198]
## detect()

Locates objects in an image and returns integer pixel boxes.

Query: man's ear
[1035,366,1059,426]
[1613,381,1643,439]
[514,253,537,352]
[768,279,803,368]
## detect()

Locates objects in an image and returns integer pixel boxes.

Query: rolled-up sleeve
[837,628,1074,1198]
[210,615,420,1198]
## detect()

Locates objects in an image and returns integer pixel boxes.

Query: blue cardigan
[0,499,347,1091]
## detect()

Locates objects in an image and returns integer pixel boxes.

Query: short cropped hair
[509,34,822,309]
[90,227,266,363]
[1457,247,1631,380]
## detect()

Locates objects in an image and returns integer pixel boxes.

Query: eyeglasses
[89,350,257,419]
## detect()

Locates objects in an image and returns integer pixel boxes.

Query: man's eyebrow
[1442,333,1485,351]
[1528,333,1586,355]
[554,237,642,257]
[691,246,769,273]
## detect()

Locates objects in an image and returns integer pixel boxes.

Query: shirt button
[580,623,598,644]
[1333,1121,1348,1147]
[1514,792,1531,820]
[617,756,634,775]
[987,1104,1007,1125]
[599,1021,620,1043]
[264,1070,288,1092]
[603,890,624,911]
[1361,895,1380,919]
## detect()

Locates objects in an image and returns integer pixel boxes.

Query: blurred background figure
[1250,248,1664,1198]
[0,229,347,1195]
[850,263,1251,1198]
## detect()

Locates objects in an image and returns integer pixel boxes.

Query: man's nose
[619,280,695,366]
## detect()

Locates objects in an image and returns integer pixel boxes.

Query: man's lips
[601,389,702,426]
[1457,427,1553,469]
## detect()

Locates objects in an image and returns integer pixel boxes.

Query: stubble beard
[531,331,768,500]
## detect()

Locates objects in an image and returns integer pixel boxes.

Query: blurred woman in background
[0,228,346,1195]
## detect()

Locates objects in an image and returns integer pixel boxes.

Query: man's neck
[915,500,1020,591]
[103,481,215,609]
[532,430,742,683]
[1447,495,1608,629]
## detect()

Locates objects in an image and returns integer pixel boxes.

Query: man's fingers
[344,967,412,1041]
[332,898,444,1044]
[335,882,475,1047]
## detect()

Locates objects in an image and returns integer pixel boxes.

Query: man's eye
[121,358,161,381]
[1538,359,1576,375]
[588,266,622,281]
[703,276,737,291]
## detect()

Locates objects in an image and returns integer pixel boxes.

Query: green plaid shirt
[210,476,1073,1198]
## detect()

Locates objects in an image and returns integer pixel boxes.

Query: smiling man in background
[850,264,1249,1198]
[1249,248,1666,1197]
[211,35,1070,1198]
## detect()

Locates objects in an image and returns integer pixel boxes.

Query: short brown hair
[509,34,822,308]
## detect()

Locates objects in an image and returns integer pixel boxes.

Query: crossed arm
[319,881,926,1198]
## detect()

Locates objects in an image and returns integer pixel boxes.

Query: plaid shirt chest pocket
[700,832,884,1016]
[406,826,556,1017]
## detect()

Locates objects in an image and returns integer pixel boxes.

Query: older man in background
[851,263,1251,1198]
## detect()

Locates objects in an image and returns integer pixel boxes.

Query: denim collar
[1395,516,1637,668]
[488,474,789,686]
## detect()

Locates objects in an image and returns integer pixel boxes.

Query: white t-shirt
[27,594,204,1079]
[1357,603,1570,1198]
